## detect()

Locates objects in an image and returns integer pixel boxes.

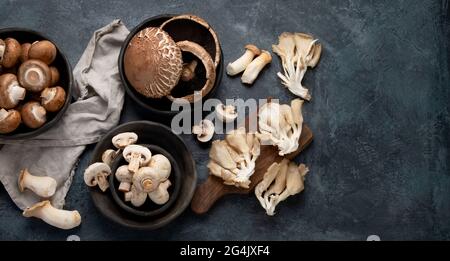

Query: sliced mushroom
[148,180,171,205]
[115,165,134,192]
[112,132,138,149]
[20,42,31,63]
[18,59,51,92]
[83,162,111,192]
[0,73,26,109]
[20,101,46,129]
[241,50,272,85]
[123,145,151,173]
[0,108,21,134]
[226,44,261,76]
[23,200,81,230]
[18,169,57,198]
[28,40,57,65]
[49,66,60,86]
[167,41,216,103]
[1,38,21,68]
[180,60,198,82]
[40,86,66,112]
[192,119,214,142]
[215,103,238,123]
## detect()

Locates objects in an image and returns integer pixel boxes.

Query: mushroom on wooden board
[84,162,111,192]
[18,169,57,198]
[21,101,47,129]
[18,59,51,92]
[23,200,81,230]
[0,73,26,109]
[0,108,21,134]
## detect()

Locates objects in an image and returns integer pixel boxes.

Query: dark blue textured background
[0,0,449,240]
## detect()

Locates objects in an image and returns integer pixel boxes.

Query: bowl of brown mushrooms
[0,28,72,139]
[118,14,223,119]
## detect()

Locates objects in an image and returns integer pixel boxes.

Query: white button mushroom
[133,166,167,193]
[18,169,57,198]
[83,162,111,192]
[23,200,81,230]
[226,44,261,76]
[122,145,152,173]
[147,154,171,179]
[115,165,134,192]
[112,132,138,149]
[148,180,171,205]
[101,149,118,167]
[125,184,147,207]
[241,50,272,85]
[192,119,215,142]
[215,103,238,123]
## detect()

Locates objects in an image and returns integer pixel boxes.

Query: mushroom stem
[96,175,109,192]
[241,50,272,84]
[18,169,57,198]
[0,108,7,120]
[128,151,142,174]
[9,81,26,103]
[181,60,198,82]
[226,44,261,76]
[23,200,81,230]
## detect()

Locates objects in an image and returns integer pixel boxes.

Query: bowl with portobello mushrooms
[0,28,72,139]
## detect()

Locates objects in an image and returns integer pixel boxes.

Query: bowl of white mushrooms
[0,28,72,138]
[84,121,196,229]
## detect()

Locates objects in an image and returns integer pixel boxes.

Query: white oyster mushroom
[18,169,57,198]
[83,162,111,192]
[122,145,151,173]
[23,200,81,230]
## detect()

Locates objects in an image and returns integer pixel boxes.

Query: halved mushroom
[18,169,57,198]
[0,108,21,134]
[49,66,60,86]
[167,41,216,103]
[40,86,66,112]
[20,101,46,129]
[123,145,151,173]
[192,119,214,142]
[215,103,238,123]
[112,132,138,149]
[226,44,261,76]
[20,42,31,63]
[1,38,21,68]
[23,200,81,230]
[241,50,272,85]
[83,162,111,192]
[0,73,26,109]
[28,40,57,65]
[18,59,51,92]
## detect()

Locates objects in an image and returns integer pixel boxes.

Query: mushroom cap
[49,66,60,86]
[115,165,133,182]
[112,132,138,149]
[0,108,21,134]
[21,101,46,129]
[133,166,166,193]
[0,73,26,109]
[192,119,214,142]
[20,42,31,63]
[122,144,152,164]
[124,27,183,98]
[2,38,21,68]
[40,86,66,112]
[245,44,261,56]
[28,40,57,65]
[83,162,111,186]
[18,59,51,92]
[148,154,171,179]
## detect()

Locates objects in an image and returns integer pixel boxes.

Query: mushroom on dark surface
[0,108,21,134]
[124,27,183,99]
[28,40,57,65]
[40,86,65,112]
[18,59,51,92]
[0,73,26,109]
[21,101,47,129]
[1,38,21,69]
[20,43,31,63]
[49,66,60,86]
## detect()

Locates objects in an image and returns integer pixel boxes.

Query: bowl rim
[0,27,73,139]
[118,14,223,118]
[89,120,197,230]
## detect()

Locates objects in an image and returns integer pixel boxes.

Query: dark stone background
[0,0,448,240]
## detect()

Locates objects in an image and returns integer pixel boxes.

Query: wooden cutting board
[191,124,313,214]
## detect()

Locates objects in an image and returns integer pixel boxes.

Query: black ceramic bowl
[118,14,223,119]
[109,144,182,217]
[89,121,197,229]
[0,28,72,139]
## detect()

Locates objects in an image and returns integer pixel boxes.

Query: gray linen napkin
[0,19,129,210]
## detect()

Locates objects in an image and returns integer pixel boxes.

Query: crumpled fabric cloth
[0,19,129,210]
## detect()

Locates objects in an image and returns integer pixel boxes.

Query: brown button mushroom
[0,73,26,109]
[40,86,66,112]
[20,42,31,63]
[28,40,57,65]
[0,39,5,65]
[18,59,51,92]
[21,101,46,129]
[0,108,21,134]
[49,66,60,86]
[1,38,21,68]
[124,27,183,98]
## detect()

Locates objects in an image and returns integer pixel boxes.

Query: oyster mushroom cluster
[17,169,81,230]
[0,37,66,134]
[255,159,309,216]
[84,132,173,207]
[124,15,220,103]
[207,127,261,188]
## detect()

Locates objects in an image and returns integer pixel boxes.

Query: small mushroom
[180,60,198,82]
[115,165,134,192]
[0,108,21,134]
[226,44,261,76]
[23,200,81,230]
[192,119,214,142]
[21,101,46,129]
[83,162,111,192]
[20,43,31,62]
[1,38,21,68]
[147,154,171,178]
[101,149,118,167]
[28,40,57,65]
[40,86,66,112]
[49,66,60,86]
[0,73,26,109]
[112,132,138,149]
[18,169,57,198]
[148,180,171,205]
[124,184,147,207]
[18,59,51,92]
[215,103,238,123]
[133,166,168,193]
[122,145,152,173]
[241,50,272,85]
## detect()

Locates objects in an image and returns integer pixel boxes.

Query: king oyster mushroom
[0,108,21,134]
[241,50,272,85]
[1,38,21,68]
[226,44,261,76]
[215,103,238,123]
[21,101,47,129]
[40,86,66,112]
[122,145,152,173]
[83,162,111,192]
[124,27,183,98]
[23,200,81,230]
[28,40,57,65]
[192,119,215,142]
[0,73,26,109]
[18,169,57,198]
[18,59,52,92]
